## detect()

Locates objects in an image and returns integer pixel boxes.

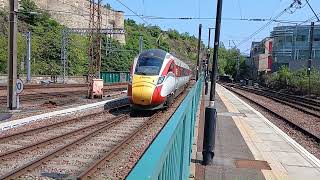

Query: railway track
[222,84,320,144]
[0,83,192,179]
[0,86,127,105]
[225,83,320,118]
[0,107,130,178]
[0,109,162,179]
[0,83,128,91]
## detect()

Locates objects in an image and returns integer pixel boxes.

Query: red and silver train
[127,49,192,110]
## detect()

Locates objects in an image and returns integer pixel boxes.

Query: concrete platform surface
[193,84,320,180]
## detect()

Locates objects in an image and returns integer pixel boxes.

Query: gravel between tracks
[92,86,191,179]
[0,85,127,118]
[0,83,193,179]
[19,115,146,179]
[0,92,125,122]
[231,88,320,138]
[230,88,320,159]
[0,105,106,137]
[0,111,120,177]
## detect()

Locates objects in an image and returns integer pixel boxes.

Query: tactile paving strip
[235,159,272,170]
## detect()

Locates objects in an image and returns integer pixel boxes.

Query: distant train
[127,49,192,110]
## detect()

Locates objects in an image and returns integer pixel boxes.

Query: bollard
[202,104,217,165]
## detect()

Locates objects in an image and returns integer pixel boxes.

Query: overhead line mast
[88,0,103,99]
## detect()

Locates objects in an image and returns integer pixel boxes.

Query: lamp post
[202,0,223,165]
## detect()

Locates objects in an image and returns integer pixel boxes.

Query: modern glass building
[271,25,320,71]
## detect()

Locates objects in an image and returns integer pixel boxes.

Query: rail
[127,78,203,180]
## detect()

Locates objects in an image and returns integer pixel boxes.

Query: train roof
[139,49,167,60]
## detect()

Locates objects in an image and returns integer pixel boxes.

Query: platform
[193,84,320,180]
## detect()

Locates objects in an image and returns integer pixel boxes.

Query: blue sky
[105,0,320,55]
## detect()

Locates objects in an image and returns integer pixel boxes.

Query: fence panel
[100,71,130,84]
[127,78,202,180]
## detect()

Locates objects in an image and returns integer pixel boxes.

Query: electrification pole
[61,29,68,84]
[308,22,314,96]
[236,50,240,81]
[232,40,240,81]
[139,33,143,53]
[196,24,202,81]
[205,28,214,95]
[7,0,18,110]
[202,0,223,165]
[26,31,31,83]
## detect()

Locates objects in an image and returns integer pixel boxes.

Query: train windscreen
[135,56,164,75]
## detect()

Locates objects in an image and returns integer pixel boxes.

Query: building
[271,25,320,71]
[249,38,273,79]
[0,0,125,43]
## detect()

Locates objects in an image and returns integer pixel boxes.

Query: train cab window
[135,56,164,75]
[169,63,174,72]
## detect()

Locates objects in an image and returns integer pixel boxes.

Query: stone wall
[0,0,125,43]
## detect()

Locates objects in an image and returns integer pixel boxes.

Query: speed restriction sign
[16,79,24,94]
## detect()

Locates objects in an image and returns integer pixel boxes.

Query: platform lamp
[202,0,223,165]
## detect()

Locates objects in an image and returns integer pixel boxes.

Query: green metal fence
[127,78,203,180]
[100,71,130,84]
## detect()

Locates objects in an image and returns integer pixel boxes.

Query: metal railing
[127,78,203,180]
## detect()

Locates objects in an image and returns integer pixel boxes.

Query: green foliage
[0,36,6,73]
[217,47,248,79]
[0,3,203,75]
[101,19,200,72]
[266,66,320,95]
[19,0,40,25]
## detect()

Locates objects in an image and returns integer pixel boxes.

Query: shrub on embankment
[264,66,320,96]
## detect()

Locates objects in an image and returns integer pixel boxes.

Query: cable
[198,0,200,19]
[114,0,148,24]
[236,0,306,49]
[236,10,286,48]
[124,15,307,24]
[236,0,243,19]
[305,0,320,21]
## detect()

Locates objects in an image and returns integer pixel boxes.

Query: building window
[296,35,306,42]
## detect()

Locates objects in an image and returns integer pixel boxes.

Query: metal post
[139,33,143,53]
[26,31,31,83]
[196,24,202,81]
[7,0,18,110]
[61,29,68,84]
[236,50,240,81]
[202,0,223,165]
[205,28,213,95]
[308,22,314,96]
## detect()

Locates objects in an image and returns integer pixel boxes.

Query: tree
[19,0,40,25]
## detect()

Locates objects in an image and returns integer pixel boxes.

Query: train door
[167,62,176,92]
[164,62,176,107]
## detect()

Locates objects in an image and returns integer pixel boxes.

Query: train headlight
[157,76,165,85]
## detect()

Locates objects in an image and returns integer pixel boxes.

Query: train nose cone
[132,84,155,105]
[131,75,157,106]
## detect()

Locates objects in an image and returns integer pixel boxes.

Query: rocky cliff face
[0,0,125,43]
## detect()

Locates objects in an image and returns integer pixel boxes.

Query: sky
[104,0,320,55]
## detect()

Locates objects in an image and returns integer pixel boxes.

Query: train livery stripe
[161,59,174,76]
[151,85,165,105]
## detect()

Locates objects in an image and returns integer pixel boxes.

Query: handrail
[127,78,203,180]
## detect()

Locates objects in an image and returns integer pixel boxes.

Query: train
[127,49,192,110]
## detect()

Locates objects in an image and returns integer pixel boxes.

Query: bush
[266,66,320,96]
